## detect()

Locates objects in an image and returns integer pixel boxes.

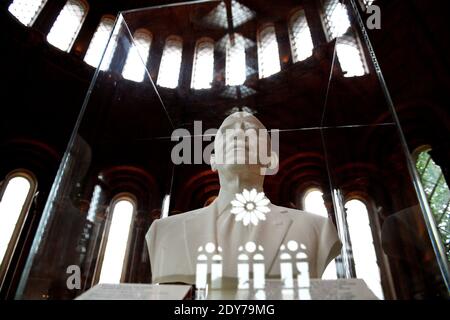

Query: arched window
[226,33,246,86]
[336,38,366,77]
[98,196,135,284]
[122,29,153,82]
[289,9,314,62]
[157,36,183,89]
[322,0,366,77]
[257,24,281,79]
[303,189,337,280]
[8,0,47,26]
[46,0,88,52]
[323,0,351,40]
[191,38,215,90]
[415,148,450,261]
[0,171,37,269]
[84,15,115,69]
[345,199,384,299]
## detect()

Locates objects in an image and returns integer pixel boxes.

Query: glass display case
[14,0,450,300]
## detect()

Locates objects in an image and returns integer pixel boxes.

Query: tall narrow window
[46,0,88,52]
[303,189,338,280]
[415,148,450,262]
[0,172,36,268]
[8,0,47,26]
[157,36,183,89]
[323,0,366,77]
[226,33,246,86]
[289,9,314,62]
[257,25,281,79]
[122,30,153,82]
[345,199,384,299]
[84,16,115,68]
[191,38,215,90]
[99,197,135,284]
[323,0,351,39]
[336,37,366,77]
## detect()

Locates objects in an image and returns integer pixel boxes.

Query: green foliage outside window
[416,150,450,262]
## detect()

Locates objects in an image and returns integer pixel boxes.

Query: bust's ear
[210,153,217,172]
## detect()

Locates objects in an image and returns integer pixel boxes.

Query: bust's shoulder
[271,204,331,227]
[151,206,208,229]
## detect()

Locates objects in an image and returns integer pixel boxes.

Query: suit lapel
[183,205,217,273]
[256,204,293,274]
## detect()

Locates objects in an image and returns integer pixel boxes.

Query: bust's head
[210,111,278,176]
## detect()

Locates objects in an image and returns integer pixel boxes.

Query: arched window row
[302,188,384,299]
[8,0,368,86]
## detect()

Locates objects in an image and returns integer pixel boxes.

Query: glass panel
[122,30,152,82]
[14,0,450,300]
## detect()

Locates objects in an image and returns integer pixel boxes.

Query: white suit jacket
[146,201,342,284]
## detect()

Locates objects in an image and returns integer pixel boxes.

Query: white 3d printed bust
[146,112,342,285]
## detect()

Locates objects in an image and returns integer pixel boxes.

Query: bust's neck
[214,170,265,214]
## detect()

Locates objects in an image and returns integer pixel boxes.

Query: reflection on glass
[191,38,215,90]
[157,36,183,89]
[415,149,450,261]
[345,199,383,299]
[8,0,47,26]
[0,176,31,265]
[46,0,88,52]
[84,16,115,68]
[122,30,152,82]
[289,9,314,62]
[98,199,134,284]
[258,24,281,79]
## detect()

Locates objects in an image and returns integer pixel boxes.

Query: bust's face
[213,112,271,174]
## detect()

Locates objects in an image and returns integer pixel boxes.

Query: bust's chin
[217,163,264,176]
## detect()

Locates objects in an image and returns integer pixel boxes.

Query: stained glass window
[8,0,47,26]
[157,36,183,89]
[84,16,115,69]
[191,38,215,90]
[122,30,152,82]
[289,9,314,62]
[258,25,281,79]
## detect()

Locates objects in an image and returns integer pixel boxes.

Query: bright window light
[157,36,183,89]
[84,16,115,68]
[8,0,47,26]
[258,25,281,79]
[191,38,215,90]
[226,34,246,86]
[46,0,87,52]
[336,41,366,77]
[303,189,338,279]
[122,30,152,82]
[0,176,31,265]
[345,199,384,299]
[324,0,351,39]
[99,199,134,284]
[289,10,314,62]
